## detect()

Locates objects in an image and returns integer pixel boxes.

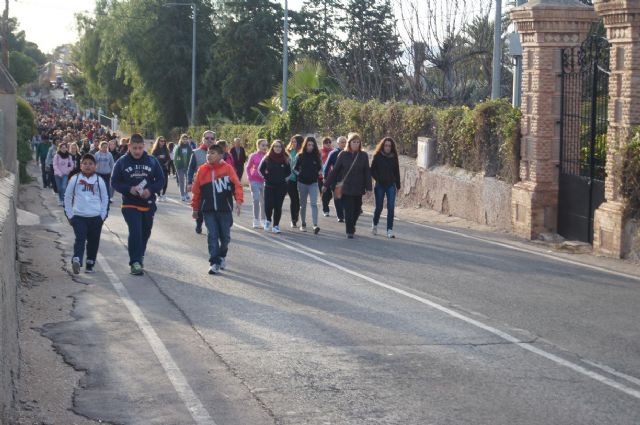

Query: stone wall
[0,172,18,425]
[397,155,513,231]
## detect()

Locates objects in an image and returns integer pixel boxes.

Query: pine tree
[212,0,283,120]
[297,0,343,62]
[341,0,402,100]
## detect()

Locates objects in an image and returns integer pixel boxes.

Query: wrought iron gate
[558,35,610,243]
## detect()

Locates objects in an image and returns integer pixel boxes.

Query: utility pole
[491,0,503,99]
[282,0,289,113]
[2,0,9,67]
[164,2,197,127]
[512,0,527,108]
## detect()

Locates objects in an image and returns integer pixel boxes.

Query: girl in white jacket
[64,153,109,274]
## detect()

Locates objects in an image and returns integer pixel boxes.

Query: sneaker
[141,256,145,269]
[372,225,378,236]
[347,233,354,239]
[253,219,261,229]
[185,195,191,201]
[71,257,81,274]
[387,229,395,239]
[85,261,95,274]
[181,195,186,202]
[57,199,64,206]
[300,224,307,232]
[337,218,344,223]
[290,221,297,228]
[208,264,220,275]
[272,225,281,234]
[313,226,320,235]
[130,262,144,275]
[220,258,226,270]
[195,226,202,234]
[263,221,271,231]
[323,212,330,217]
[157,195,162,202]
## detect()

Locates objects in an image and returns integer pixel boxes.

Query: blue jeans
[54,174,69,202]
[373,184,397,230]
[122,206,156,265]
[71,216,103,265]
[203,211,233,265]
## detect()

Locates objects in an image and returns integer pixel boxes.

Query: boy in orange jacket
[191,144,244,274]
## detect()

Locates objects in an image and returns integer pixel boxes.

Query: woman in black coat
[259,140,291,233]
[370,137,401,238]
[324,133,371,238]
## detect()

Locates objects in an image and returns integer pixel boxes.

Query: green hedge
[167,94,522,183]
[17,97,36,183]
[621,128,640,218]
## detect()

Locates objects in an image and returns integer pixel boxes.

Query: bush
[621,129,640,218]
[17,97,36,183]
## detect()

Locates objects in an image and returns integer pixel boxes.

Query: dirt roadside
[15,173,103,425]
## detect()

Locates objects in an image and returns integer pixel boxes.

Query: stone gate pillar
[510,0,596,239]
[593,0,640,258]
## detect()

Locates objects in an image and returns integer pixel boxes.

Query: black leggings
[161,167,169,195]
[287,180,300,223]
[342,194,363,235]
[265,184,288,226]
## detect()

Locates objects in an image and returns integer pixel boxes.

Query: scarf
[268,151,286,164]
[58,151,70,159]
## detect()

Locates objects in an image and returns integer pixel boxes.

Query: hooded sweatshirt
[191,160,244,213]
[245,151,266,184]
[64,173,109,220]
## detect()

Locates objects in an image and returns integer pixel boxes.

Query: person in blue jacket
[110,133,165,275]
[322,136,347,222]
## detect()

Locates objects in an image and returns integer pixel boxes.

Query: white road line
[97,252,217,425]
[166,196,640,400]
[582,360,640,388]
[401,218,640,283]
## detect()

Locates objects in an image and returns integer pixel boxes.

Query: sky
[11,0,306,54]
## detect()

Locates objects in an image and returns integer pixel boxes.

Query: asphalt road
[40,178,640,425]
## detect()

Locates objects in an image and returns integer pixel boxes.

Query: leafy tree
[9,51,38,86]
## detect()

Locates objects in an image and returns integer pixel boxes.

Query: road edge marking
[97,252,217,425]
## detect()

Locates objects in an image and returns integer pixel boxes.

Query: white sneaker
[300,225,307,232]
[272,225,281,234]
[71,257,81,274]
[57,199,63,206]
[220,258,226,270]
[323,212,330,217]
[208,264,220,275]
[372,225,378,235]
[252,219,261,229]
[387,229,395,238]
[181,195,186,201]
[263,221,271,231]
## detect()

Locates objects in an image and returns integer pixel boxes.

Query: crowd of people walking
[30,99,401,276]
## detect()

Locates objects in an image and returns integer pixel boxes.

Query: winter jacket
[45,145,57,167]
[370,152,401,189]
[152,145,171,170]
[36,142,51,162]
[246,151,266,184]
[293,152,322,185]
[53,153,75,177]
[287,150,298,182]
[322,148,342,177]
[187,145,209,184]
[191,160,244,213]
[94,151,115,175]
[259,156,291,188]
[230,146,247,168]
[173,142,192,170]
[324,151,372,196]
[110,151,165,211]
[64,173,109,220]
[223,152,235,169]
